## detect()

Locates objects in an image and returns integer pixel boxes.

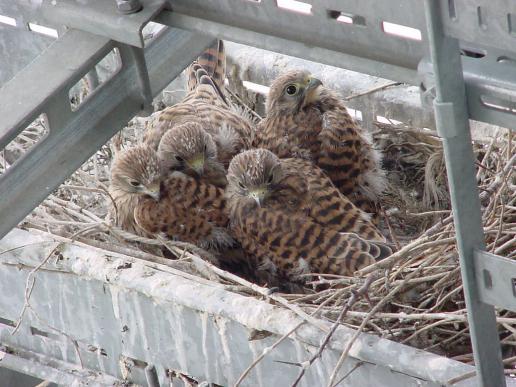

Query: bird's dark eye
[286,84,297,95]
[237,181,246,189]
[175,155,183,162]
[130,180,140,187]
[267,174,274,184]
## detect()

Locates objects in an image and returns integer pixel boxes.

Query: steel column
[424,1,506,386]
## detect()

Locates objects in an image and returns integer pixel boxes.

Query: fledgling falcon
[108,145,162,238]
[225,149,391,279]
[256,70,386,218]
[109,144,232,250]
[158,122,227,188]
[144,40,254,167]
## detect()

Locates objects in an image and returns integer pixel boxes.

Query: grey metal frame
[0,0,515,385]
[424,2,506,385]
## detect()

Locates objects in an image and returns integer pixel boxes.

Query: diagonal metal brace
[0,27,215,241]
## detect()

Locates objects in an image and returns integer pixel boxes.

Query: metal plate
[474,250,516,312]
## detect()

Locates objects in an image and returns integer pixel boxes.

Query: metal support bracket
[126,45,154,115]
[474,250,516,312]
[12,0,166,48]
[424,1,506,386]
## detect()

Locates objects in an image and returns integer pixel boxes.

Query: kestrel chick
[282,157,386,241]
[257,70,386,217]
[108,145,162,237]
[226,148,385,240]
[135,171,232,251]
[158,122,227,187]
[108,144,232,250]
[226,149,391,279]
[144,40,254,166]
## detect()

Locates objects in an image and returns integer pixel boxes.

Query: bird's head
[266,70,323,114]
[226,148,284,207]
[158,122,218,178]
[110,145,162,200]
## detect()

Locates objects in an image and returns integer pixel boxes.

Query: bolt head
[116,0,142,14]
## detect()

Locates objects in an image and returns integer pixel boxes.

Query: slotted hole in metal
[381,21,422,41]
[0,317,15,327]
[497,56,516,67]
[142,22,167,47]
[328,10,366,26]
[276,0,312,15]
[480,95,516,114]
[508,13,516,36]
[460,47,486,59]
[477,6,487,30]
[30,326,61,341]
[27,22,58,38]
[68,48,122,112]
[0,113,49,176]
[448,0,457,20]
[483,269,493,289]
[0,14,16,27]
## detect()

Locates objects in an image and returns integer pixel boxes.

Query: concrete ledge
[1,228,510,386]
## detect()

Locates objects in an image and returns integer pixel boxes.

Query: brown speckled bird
[109,144,232,250]
[226,149,392,279]
[157,122,227,188]
[108,145,162,237]
[144,40,254,167]
[256,70,386,218]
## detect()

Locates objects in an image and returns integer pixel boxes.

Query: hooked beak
[249,188,267,207]
[306,77,323,91]
[302,77,323,107]
[145,183,160,201]
[187,155,205,176]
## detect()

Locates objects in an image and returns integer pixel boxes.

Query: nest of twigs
[4,82,515,383]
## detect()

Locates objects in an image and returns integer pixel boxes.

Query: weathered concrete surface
[1,228,512,386]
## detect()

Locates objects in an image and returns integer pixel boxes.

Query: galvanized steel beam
[1,0,166,48]
[157,10,420,85]
[159,0,516,129]
[0,27,214,240]
[424,1,506,386]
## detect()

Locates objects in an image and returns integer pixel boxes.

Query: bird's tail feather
[197,39,226,91]
[186,40,227,105]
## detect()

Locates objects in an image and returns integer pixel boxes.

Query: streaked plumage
[135,171,232,251]
[108,144,232,250]
[256,70,386,217]
[108,145,162,237]
[226,149,391,279]
[158,122,227,187]
[144,40,254,167]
